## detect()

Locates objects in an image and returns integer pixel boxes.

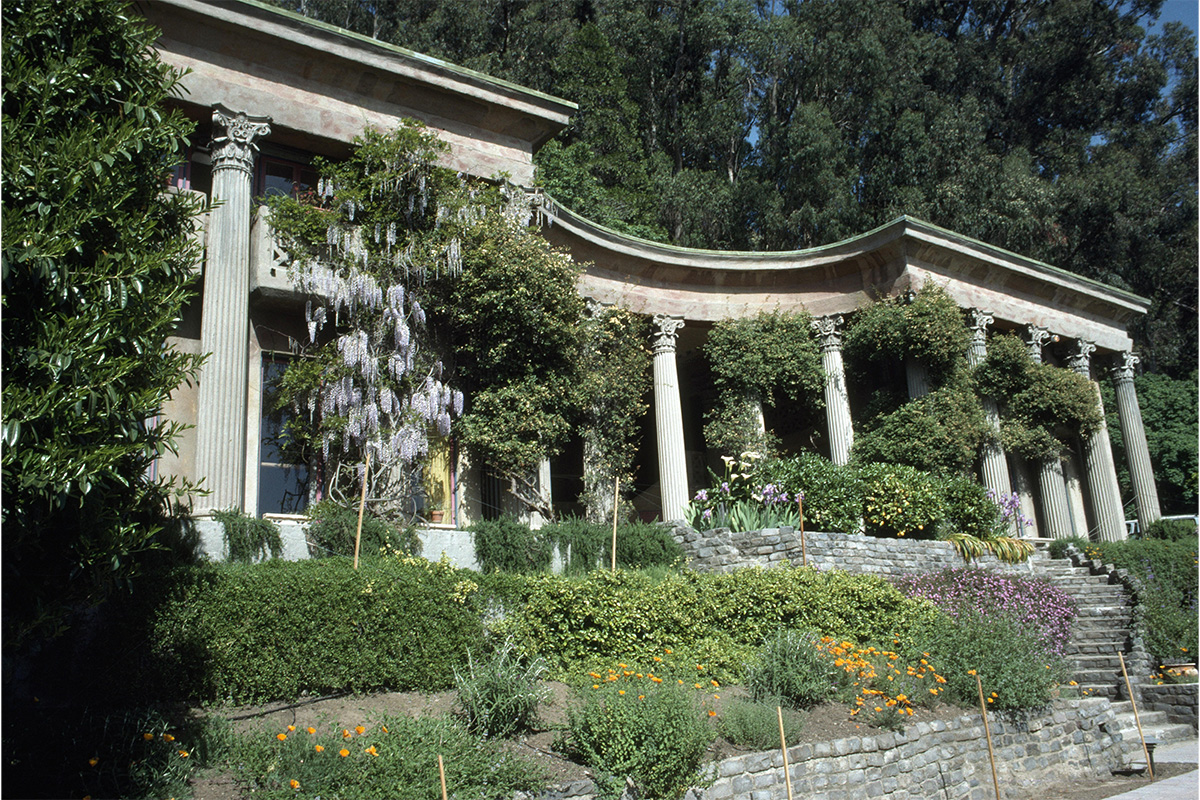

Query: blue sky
[1154,0,1198,41]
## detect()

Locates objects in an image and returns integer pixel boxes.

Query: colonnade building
[146,0,1161,542]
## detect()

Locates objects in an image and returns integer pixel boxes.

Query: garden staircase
[1031,549,1195,749]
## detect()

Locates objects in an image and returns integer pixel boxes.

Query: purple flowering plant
[683,452,805,532]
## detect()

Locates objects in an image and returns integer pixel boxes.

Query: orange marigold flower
[339,748,350,757]
[88,757,99,767]
[287,725,296,732]
[178,750,189,758]
[142,733,154,741]
[343,729,352,739]
[307,726,316,734]
[277,733,288,741]
[664,649,672,654]
[708,710,717,717]
[381,726,388,733]
[618,690,625,695]
[290,779,300,789]
[355,725,366,735]
[638,695,645,700]
[163,734,175,742]
[967,669,977,676]
[711,680,719,687]
[315,745,325,752]
[593,684,600,689]
[365,745,378,756]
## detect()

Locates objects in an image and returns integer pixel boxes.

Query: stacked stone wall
[671,525,1039,580]
[1140,683,1198,730]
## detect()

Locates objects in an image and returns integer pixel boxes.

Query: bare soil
[188,686,1195,799]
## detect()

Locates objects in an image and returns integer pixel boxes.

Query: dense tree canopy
[270,0,1196,378]
[2,0,203,645]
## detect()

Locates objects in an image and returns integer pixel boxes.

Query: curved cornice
[539,195,1149,353]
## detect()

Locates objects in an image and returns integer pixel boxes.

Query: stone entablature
[144,0,575,186]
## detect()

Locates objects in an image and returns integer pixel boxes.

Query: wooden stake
[1119,651,1154,780]
[777,706,795,800]
[975,673,1002,800]
[438,753,448,800]
[611,476,619,572]
[353,452,370,570]
[798,494,807,567]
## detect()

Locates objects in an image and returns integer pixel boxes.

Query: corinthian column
[1026,324,1071,538]
[1112,352,1162,531]
[812,315,854,466]
[967,310,1013,501]
[652,315,689,522]
[1068,340,1126,541]
[194,105,271,513]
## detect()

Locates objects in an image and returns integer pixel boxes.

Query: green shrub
[236,713,546,799]
[758,451,864,533]
[499,567,943,683]
[1144,517,1199,541]
[859,463,944,538]
[717,698,804,750]
[471,516,553,574]
[746,629,839,709]
[454,638,548,738]
[919,610,1070,711]
[211,507,282,563]
[304,500,420,559]
[614,520,684,569]
[561,679,715,799]
[148,558,487,703]
[935,475,1003,540]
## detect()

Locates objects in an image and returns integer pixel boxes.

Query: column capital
[1111,351,1139,384]
[651,314,685,354]
[1066,339,1097,377]
[968,309,994,345]
[1025,325,1051,362]
[211,104,271,175]
[811,314,845,352]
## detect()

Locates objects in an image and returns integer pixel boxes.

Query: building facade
[146,0,1161,542]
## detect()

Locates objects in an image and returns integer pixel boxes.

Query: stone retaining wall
[671,525,1040,580]
[524,697,1129,800]
[1140,683,1199,730]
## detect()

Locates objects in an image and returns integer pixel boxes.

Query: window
[259,354,311,515]
[257,156,319,201]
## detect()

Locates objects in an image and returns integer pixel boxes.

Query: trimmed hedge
[497,567,943,683]
[148,558,486,703]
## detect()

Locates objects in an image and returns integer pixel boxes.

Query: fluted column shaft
[1069,340,1126,541]
[652,315,689,522]
[1038,455,1074,538]
[967,310,1013,500]
[194,106,271,513]
[904,357,930,399]
[813,316,854,466]
[1112,352,1162,530]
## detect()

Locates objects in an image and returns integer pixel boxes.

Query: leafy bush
[859,462,944,537]
[499,567,943,683]
[147,558,487,703]
[236,713,546,800]
[853,384,988,476]
[454,638,548,738]
[717,698,804,750]
[746,629,839,709]
[211,508,282,563]
[561,679,715,799]
[471,516,553,574]
[919,610,1070,711]
[758,451,864,533]
[935,476,1003,540]
[615,520,685,569]
[304,500,419,559]
[1144,517,1199,541]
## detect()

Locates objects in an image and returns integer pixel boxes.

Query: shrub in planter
[305,500,419,559]
[211,507,282,563]
[758,451,864,533]
[859,463,943,537]
[471,516,553,574]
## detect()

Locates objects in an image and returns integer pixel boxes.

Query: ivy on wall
[702,311,823,457]
[974,333,1101,461]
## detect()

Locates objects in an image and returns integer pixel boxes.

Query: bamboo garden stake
[353,451,370,570]
[798,494,806,566]
[1119,651,1154,780]
[438,754,448,800]
[777,706,795,800]
[611,476,619,572]
[975,673,1002,800]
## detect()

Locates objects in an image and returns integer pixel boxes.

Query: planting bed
[187,684,1192,799]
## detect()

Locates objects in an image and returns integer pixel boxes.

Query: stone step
[1112,710,1196,747]
[1069,627,1131,641]
[1074,654,1131,670]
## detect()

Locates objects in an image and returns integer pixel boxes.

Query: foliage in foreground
[2,0,203,647]
[562,676,715,800]
[235,714,545,800]
[454,638,548,738]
